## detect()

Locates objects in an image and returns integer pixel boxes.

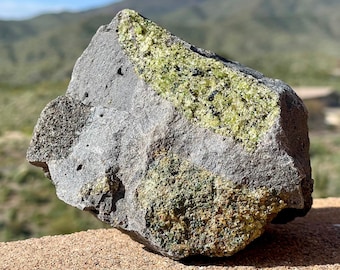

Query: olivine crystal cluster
[27,9,313,259]
[118,10,279,151]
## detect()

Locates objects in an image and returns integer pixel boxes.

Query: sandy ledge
[0,198,339,270]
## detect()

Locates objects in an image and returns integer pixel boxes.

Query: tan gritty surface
[0,198,339,270]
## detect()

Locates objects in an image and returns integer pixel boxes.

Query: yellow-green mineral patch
[137,150,286,257]
[80,176,111,196]
[117,9,280,150]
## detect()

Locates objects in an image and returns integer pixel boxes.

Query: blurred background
[1,0,340,242]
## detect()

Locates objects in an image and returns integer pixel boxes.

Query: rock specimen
[27,9,313,259]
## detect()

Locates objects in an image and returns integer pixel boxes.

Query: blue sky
[0,0,120,20]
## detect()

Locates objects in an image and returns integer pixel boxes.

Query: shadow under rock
[181,207,340,268]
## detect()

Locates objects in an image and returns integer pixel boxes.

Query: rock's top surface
[118,10,279,151]
[27,9,313,259]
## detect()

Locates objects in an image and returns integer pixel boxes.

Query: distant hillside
[1,0,340,86]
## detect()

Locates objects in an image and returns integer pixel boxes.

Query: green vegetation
[0,82,109,242]
[309,133,340,198]
[0,81,66,135]
[1,0,340,242]
[2,0,340,87]
[161,0,340,88]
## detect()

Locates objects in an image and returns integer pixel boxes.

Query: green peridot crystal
[117,9,280,151]
[137,150,286,257]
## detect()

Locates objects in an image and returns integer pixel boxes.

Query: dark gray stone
[27,9,313,259]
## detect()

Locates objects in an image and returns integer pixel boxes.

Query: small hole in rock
[77,164,83,171]
[84,92,89,98]
[99,113,104,117]
[117,67,123,75]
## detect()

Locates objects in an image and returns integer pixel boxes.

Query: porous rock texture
[27,9,313,259]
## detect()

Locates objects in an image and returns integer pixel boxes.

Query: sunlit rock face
[27,9,313,259]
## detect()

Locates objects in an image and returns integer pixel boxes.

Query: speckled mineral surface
[27,9,313,259]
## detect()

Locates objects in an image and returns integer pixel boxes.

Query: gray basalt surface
[27,9,313,259]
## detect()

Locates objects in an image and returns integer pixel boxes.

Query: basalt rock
[27,9,313,259]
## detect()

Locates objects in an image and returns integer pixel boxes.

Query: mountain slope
[1,0,340,85]
[162,0,340,57]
